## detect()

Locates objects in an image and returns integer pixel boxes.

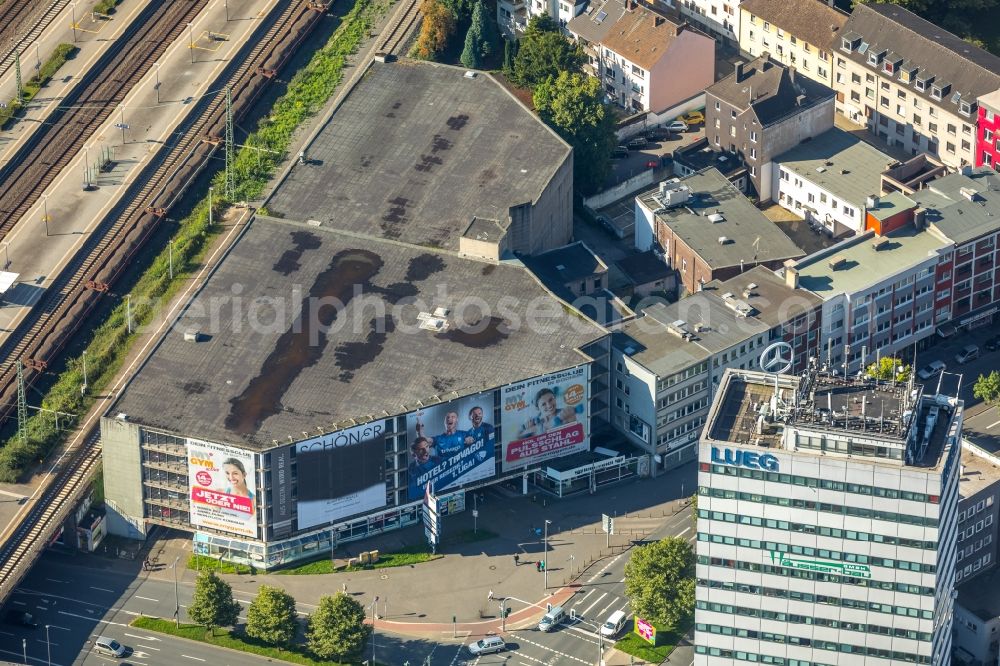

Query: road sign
[601,513,614,534]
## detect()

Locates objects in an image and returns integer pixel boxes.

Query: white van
[600,610,627,637]
[468,635,506,655]
[94,637,128,658]
[538,605,565,632]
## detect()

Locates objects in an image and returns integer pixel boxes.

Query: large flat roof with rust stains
[110,216,604,450]
[265,59,571,251]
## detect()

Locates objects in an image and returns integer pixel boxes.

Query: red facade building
[977,90,1000,170]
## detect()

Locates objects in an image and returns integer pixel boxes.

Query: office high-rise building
[695,366,962,665]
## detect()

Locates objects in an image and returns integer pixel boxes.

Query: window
[851,73,861,84]
[931,86,943,100]
[880,96,889,108]
[763,21,770,31]
[928,122,938,133]
[915,78,926,92]
[750,130,757,142]
[866,87,875,100]
[715,101,720,111]
[750,147,757,159]
[913,114,921,126]
[948,123,957,135]
[851,90,861,103]
[947,142,956,154]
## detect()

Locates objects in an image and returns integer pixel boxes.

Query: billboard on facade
[269,446,292,539]
[500,366,589,471]
[187,438,259,538]
[406,391,498,501]
[296,421,387,531]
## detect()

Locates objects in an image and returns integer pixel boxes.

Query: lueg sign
[710,446,779,472]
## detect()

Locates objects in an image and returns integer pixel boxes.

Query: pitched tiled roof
[842,3,1000,111]
[600,5,685,70]
[741,0,848,51]
[707,53,835,125]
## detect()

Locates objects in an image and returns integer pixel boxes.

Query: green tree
[533,72,617,195]
[502,36,517,74]
[525,13,559,35]
[512,28,583,88]
[306,593,370,660]
[245,585,298,648]
[460,0,497,68]
[187,571,241,635]
[624,537,695,628]
[865,357,910,382]
[974,371,1000,409]
[690,492,698,528]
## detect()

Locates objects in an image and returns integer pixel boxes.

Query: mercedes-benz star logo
[759,342,794,375]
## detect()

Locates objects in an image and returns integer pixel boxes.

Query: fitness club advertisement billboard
[187,438,259,539]
[406,391,498,501]
[296,421,387,531]
[500,366,589,471]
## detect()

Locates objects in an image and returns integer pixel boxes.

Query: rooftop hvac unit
[718,236,731,244]
[872,237,890,251]
[707,212,725,223]
[658,183,690,208]
[184,330,201,342]
[960,186,979,201]
[828,255,847,270]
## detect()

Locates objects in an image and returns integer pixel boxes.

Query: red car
[646,160,658,168]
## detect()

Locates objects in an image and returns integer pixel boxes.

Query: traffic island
[131,617,372,666]
[612,620,689,663]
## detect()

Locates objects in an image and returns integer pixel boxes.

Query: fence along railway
[0,0,327,602]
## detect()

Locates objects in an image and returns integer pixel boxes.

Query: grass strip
[0,43,76,130]
[0,0,391,481]
[92,0,121,15]
[613,621,688,662]
[272,529,497,575]
[131,617,359,666]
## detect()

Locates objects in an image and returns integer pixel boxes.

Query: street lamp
[126,293,132,333]
[153,62,161,104]
[21,638,26,665]
[41,194,49,236]
[188,22,195,63]
[81,349,88,394]
[70,2,77,42]
[172,556,180,627]
[370,596,378,664]
[168,240,174,279]
[543,519,551,590]
[2,240,9,270]
[45,624,51,666]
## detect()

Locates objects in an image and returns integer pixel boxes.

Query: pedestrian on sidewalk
[513,553,519,566]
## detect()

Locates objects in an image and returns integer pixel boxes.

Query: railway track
[378,0,421,54]
[0,0,325,603]
[0,0,70,82]
[0,0,211,245]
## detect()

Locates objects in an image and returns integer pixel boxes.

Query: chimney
[654,15,665,27]
[734,61,743,82]
[788,66,796,84]
[784,260,799,289]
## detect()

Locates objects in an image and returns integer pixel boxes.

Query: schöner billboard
[187,438,259,538]
[296,421,387,530]
[500,366,589,471]
[406,391,497,501]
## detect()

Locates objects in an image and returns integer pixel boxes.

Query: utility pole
[126,294,132,333]
[500,597,508,632]
[45,625,51,666]
[188,22,195,63]
[172,556,180,627]
[168,240,173,279]
[81,350,88,394]
[16,361,27,445]
[208,186,213,226]
[71,2,77,42]
[370,597,378,664]
[225,86,234,199]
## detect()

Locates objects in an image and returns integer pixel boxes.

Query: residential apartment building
[835,2,1000,169]
[771,127,894,236]
[956,444,1000,585]
[568,0,714,113]
[676,0,742,43]
[787,224,948,373]
[864,168,1000,330]
[706,54,836,198]
[696,367,962,666]
[954,588,1000,666]
[611,266,820,472]
[498,0,585,35]
[977,90,1000,171]
[634,169,805,294]
[738,0,847,90]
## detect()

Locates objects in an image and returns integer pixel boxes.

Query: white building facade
[773,164,864,234]
[695,369,961,666]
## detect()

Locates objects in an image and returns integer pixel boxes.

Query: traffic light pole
[500,598,508,632]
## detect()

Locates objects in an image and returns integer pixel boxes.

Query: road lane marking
[182,655,206,661]
[90,586,114,593]
[138,644,161,651]
[11,600,25,605]
[58,610,127,626]
[677,526,691,537]
[125,632,160,641]
[517,636,590,664]
[597,599,618,618]
[49,625,71,631]
[580,592,608,617]
[569,588,594,609]
[989,419,1000,429]
[45,578,66,583]
[134,596,159,602]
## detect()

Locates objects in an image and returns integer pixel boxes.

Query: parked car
[611,146,629,159]
[955,344,980,365]
[678,110,704,126]
[627,137,648,149]
[916,360,946,380]
[4,610,38,628]
[985,335,1000,351]
[664,120,688,133]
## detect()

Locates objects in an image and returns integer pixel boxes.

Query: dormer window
[960,101,973,116]
[899,67,915,83]
[931,82,950,100]
[883,61,895,75]
[915,75,932,92]
[842,37,851,51]
[867,49,884,67]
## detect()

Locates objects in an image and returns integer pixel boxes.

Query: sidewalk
[146,463,695,640]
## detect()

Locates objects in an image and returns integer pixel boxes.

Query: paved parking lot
[915,324,1000,417]
[608,124,705,186]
